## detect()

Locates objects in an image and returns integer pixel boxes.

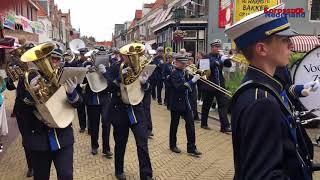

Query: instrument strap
[232,80,312,179]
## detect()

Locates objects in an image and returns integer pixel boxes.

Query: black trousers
[200,91,230,130]
[24,147,33,169]
[156,80,163,103]
[77,102,87,130]
[87,105,111,152]
[169,110,196,151]
[190,95,199,120]
[31,145,73,180]
[142,92,153,133]
[164,86,171,109]
[111,104,153,179]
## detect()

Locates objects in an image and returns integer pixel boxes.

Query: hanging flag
[219,0,233,28]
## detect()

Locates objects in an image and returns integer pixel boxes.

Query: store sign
[235,0,278,22]
[32,21,45,34]
[2,12,15,30]
[15,15,33,33]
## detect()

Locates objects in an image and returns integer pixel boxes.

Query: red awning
[290,35,320,53]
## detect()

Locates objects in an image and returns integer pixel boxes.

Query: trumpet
[187,64,232,97]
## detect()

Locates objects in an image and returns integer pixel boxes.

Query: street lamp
[172,6,186,51]
[172,6,186,30]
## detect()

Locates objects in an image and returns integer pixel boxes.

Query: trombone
[187,64,233,97]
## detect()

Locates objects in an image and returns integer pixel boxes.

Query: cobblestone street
[0,91,320,179]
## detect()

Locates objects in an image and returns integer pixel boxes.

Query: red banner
[218,0,233,28]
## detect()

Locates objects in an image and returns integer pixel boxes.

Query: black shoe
[26,168,33,177]
[188,149,202,156]
[158,101,162,105]
[91,148,98,155]
[79,129,85,133]
[103,151,113,159]
[220,127,232,134]
[116,173,126,180]
[201,126,211,130]
[170,147,181,153]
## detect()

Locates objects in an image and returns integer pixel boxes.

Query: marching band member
[100,56,153,180]
[142,75,154,138]
[200,39,232,132]
[226,4,314,179]
[83,63,113,158]
[187,57,200,122]
[64,48,88,133]
[9,43,35,177]
[110,48,121,66]
[150,47,164,104]
[15,71,81,180]
[162,54,174,110]
[169,55,201,156]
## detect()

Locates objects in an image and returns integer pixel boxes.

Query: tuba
[20,42,76,128]
[119,43,153,105]
[6,45,29,82]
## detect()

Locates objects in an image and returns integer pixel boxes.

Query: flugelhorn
[187,64,232,97]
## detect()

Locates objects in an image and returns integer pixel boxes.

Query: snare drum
[293,47,320,117]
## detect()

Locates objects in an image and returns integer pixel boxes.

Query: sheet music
[140,64,156,77]
[199,59,210,70]
[58,67,88,85]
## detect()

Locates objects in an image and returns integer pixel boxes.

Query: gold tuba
[20,42,76,128]
[6,45,29,82]
[119,43,153,105]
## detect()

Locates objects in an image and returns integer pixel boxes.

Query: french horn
[119,43,152,105]
[20,42,75,128]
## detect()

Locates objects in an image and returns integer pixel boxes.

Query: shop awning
[290,35,320,53]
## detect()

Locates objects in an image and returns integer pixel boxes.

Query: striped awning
[290,35,320,53]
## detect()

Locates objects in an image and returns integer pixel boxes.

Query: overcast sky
[54,0,155,42]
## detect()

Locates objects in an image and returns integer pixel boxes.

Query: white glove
[191,74,201,83]
[122,67,131,74]
[85,64,92,69]
[64,77,77,94]
[139,71,149,84]
[301,80,320,96]
[98,64,107,74]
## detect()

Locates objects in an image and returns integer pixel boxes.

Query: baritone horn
[20,42,75,128]
[119,43,153,105]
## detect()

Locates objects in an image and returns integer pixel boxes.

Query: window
[186,2,195,17]
[310,0,320,21]
[184,30,197,39]
[198,40,205,53]
[198,30,205,39]
[196,0,205,16]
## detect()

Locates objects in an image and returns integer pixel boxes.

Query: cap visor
[275,28,299,37]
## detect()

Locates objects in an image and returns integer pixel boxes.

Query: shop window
[184,30,197,39]
[310,0,320,21]
[198,30,205,39]
[198,40,205,53]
